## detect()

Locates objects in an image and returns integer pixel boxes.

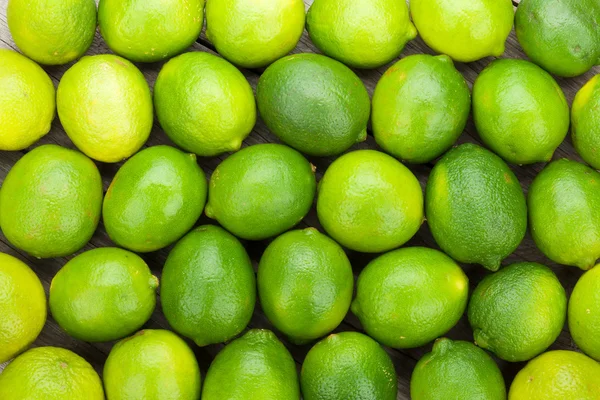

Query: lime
[569,264,600,361]
[0,347,104,400]
[205,143,316,240]
[257,53,370,156]
[0,49,55,151]
[528,159,600,270]
[572,74,600,170]
[258,228,353,343]
[306,0,416,69]
[351,247,469,349]
[161,225,256,346]
[301,332,397,400]
[154,52,256,156]
[206,0,305,68]
[317,150,423,253]
[7,0,96,65]
[372,54,471,163]
[57,54,153,163]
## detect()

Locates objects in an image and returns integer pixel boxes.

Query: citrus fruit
[57,54,153,163]
[410,0,514,62]
[205,143,316,240]
[202,329,300,400]
[528,159,600,270]
[306,0,416,69]
[0,49,55,151]
[372,54,471,163]
[103,145,207,253]
[572,74,600,169]
[154,51,256,157]
[0,347,104,400]
[411,338,506,400]
[351,247,469,349]
[472,59,570,165]
[468,262,567,362]
[258,228,353,343]
[205,0,305,68]
[0,253,46,363]
[49,247,158,343]
[0,144,102,258]
[301,332,397,400]
[257,53,370,156]
[7,0,96,65]
[98,0,204,63]
[317,150,423,253]
[509,350,600,399]
[568,264,600,361]
[426,143,527,271]
[515,0,600,78]
[161,225,256,346]
[103,329,201,400]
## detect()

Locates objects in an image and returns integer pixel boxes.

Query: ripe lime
[568,264,600,361]
[572,74,600,170]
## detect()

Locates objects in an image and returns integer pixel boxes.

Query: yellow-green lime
[568,264,600,361]
[206,0,305,68]
[473,59,570,165]
[372,54,471,163]
[317,150,423,253]
[0,49,55,150]
[257,53,370,156]
[161,225,256,346]
[154,52,256,156]
[57,54,153,163]
[351,247,469,349]
[49,247,158,343]
[98,0,204,63]
[7,0,96,65]
[306,0,416,69]
[410,0,514,62]
[0,253,46,363]
[301,332,397,400]
[258,228,353,344]
[0,347,104,400]
[104,329,201,400]
[528,159,600,270]
[468,262,567,362]
[509,350,600,400]
[572,74,600,169]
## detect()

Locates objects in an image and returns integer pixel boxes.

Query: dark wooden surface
[0,0,598,398]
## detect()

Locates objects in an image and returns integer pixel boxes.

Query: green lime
[468,262,567,362]
[103,145,207,253]
[202,329,300,400]
[0,347,104,400]
[568,264,600,361]
[317,150,423,253]
[473,59,569,165]
[49,247,158,343]
[426,143,527,271]
[161,225,256,346]
[528,159,600,270]
[515,0,600,78]
[7,0,96,65]
[301,332,397,400]
[206,0,305,68]
[0,49,55,150]
[306,0,416,69]
[372,54,471,163]
[154,52,256,156]
[0,253,46,363]
[258,228,353,343]
[572,74,600,170]
[411,338,506,400]
[509,350,600,399]
[205,143,316,240]
[410,0,514,62]
[257,53,370,156]
[57,54,153,163]
[0,145,102,258]
[351,247,469,349]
